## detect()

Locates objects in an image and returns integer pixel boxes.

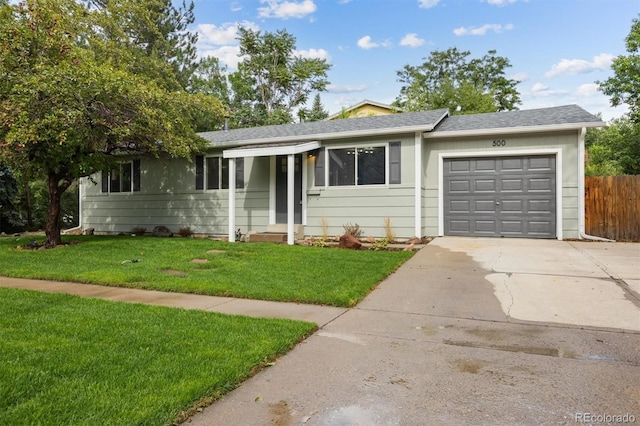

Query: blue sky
[191,0,638,121]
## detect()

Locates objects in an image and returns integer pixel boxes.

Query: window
[101,160,140,193]
[195,155,244,190]
[327,146,386,186]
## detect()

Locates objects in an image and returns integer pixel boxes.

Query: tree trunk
[44,174,68,247]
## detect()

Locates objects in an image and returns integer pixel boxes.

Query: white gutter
[577,127,615,242]
[424,121,604,139]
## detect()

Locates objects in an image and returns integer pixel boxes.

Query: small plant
[369,238,388,251]
[320,217,329,241]
[178,227,193,238]
[131,227,147,236]
[343,222,362,239]
[311,238,329,248]
[384,217,395,243]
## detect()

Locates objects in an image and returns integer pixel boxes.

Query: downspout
[577,127,615,242]
[62,178,83,235]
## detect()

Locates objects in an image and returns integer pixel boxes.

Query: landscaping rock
[339,233,361,250]
[206,250,225,254]
[83,228,95,236]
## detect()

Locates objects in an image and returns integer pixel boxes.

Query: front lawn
[0,287,315,425]
[0,235,413,307]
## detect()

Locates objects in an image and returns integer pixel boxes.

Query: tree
[585,116,640,175]
[0,0,224,246]
[300,94,329,122]
[598,15,640,123]
[0,165,22,233]
[395,47,521,114]
[231,28,331,126]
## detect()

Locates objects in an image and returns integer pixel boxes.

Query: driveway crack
[502,272,514,318]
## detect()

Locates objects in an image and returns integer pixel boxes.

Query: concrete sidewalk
[0,277,347,327]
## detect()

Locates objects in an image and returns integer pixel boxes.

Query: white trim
[302,155,308,226]
[437,148,563,239]
[269,156,276,224]
[228,157,236,243]
[414,132,422,237]
[217,121,444,149]
[287,154,295,245]
[223,141,321,158]
[577,127,586,237]
[424,122,602,139]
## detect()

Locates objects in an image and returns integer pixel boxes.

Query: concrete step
[249,233,288,243]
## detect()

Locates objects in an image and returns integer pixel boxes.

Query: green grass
[0,287,315,425]
[0,235,413,307]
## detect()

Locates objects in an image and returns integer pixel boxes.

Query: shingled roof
[198,104,602,148]
[199,109,449,147]
[431,104,603,135]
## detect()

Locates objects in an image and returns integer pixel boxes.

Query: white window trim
[437,148,563,240]
[323,142,390,189]
[204,155,230,191]
[106,162,134,194]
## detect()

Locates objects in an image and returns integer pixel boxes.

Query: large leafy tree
[598,15,640,123]
[232,28,331,127]
[0,0,224,246]
[395,47,521,114]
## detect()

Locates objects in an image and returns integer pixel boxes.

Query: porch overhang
[223,141,321,158]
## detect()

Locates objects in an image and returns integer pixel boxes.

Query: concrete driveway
[189,237,640,425]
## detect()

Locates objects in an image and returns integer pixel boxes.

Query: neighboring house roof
[326,99,399,120]
[429,104,603,138]
[199,109,449,148]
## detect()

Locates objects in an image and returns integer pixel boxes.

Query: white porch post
[287,154,295,245]
[228,157,236,243]
[414,131,422,237]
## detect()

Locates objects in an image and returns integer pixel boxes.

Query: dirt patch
[206,250,226,254]
[269,400,292,426]
[454,358,484,374]
[190,259,209,264]
[163,269,187,276]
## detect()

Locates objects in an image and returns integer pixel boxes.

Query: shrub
[178,227,193,237]
[384,217,395,243]
[131,227,147,236]
[343,222,362,239]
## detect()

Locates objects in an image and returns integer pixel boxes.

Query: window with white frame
[101,160,140,193]
[195,155,244,190]
[315,142,401,187]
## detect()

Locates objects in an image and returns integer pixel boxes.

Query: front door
[275,155,302,224]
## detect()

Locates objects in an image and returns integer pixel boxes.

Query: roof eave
[209,122,442,148]
[424,121,605,138]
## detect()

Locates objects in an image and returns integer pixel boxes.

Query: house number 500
[492,139,506,146]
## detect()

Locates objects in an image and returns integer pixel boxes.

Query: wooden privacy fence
[585,176,640,241]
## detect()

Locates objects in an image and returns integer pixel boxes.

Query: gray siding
[304,134,418,238]
[83,156,270,236]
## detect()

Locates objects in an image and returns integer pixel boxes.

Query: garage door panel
[444,155,556,238]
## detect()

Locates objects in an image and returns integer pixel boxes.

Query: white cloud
[575,83,600,97]
[418,0,440,8]
[544,53,614,78]
[486,0,517,6]
[453,23,514,36]
[199,45,243,69]
[230,2,242,12]
[327,84,368,93]
[530,82,568,97]
[356,35,390,49]
[197,23,241,46]
[258,0,317,19]
[296,48,331,62]
[400,33,425,47]
[511,72,529,82]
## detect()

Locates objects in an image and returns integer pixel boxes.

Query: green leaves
[395,47,521,114]
[585,116,640,176]
[598,16,640,124]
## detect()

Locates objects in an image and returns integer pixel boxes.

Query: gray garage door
[444,155,556,238]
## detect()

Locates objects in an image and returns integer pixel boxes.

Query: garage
[443,155,556,238]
